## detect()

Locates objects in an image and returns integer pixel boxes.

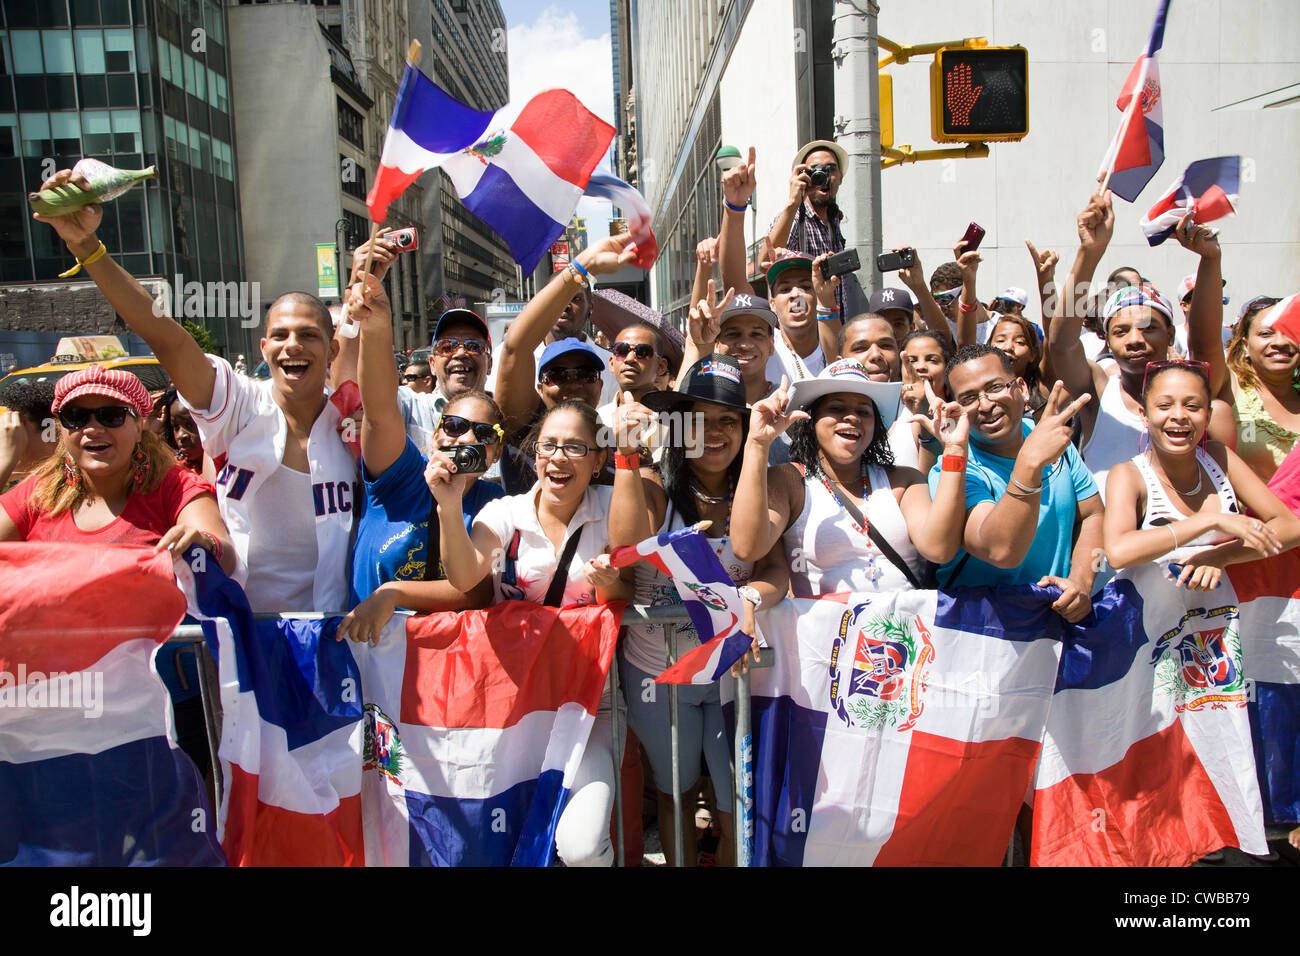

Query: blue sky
[497,2,617,241]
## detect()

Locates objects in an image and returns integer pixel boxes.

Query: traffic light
[930,46,1028,143]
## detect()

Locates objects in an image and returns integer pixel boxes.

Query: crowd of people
[4,150,1300,866]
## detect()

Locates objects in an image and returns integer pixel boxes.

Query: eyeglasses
[432,338,488,357]
[402,373,431,382]
[1141,358,1210,388]
[611,342,656,361]
[932,286,963,306]
[534,439,594,459]
[539,366,601,386]
[57,405,137,430]
[954,379,1018,409]
[437,414,504,445]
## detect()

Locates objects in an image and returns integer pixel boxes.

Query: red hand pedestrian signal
[945,63,983,126]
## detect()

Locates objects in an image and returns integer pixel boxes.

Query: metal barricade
[167,604,773,868]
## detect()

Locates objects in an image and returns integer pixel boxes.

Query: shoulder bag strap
[834,476,925,590]
[542,528,584,608]
[422,495,442,582]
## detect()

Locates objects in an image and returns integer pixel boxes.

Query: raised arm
[331,230,398,390]
[675,280,733,390]
[346,274,406,476]
[897,247,952,346]
[718,147,758,296]
[1172,217,1231,398]
[1025,240,1061,385]
[730,379,807,562]
[691,236,719,322]
[899,392,970,563]
[810,252,843,361]
[1047,192,1113,409]
[765,162,811,253]
[953,240,987,348]
[33,169,214,409]
[608,396,667,547]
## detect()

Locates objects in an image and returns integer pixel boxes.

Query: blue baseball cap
[537,337,605,379]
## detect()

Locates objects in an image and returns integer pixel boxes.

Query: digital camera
[447,442,488,475]
[808,164,834,190]
[391,227,419,253]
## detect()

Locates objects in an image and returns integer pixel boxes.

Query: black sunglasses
[540,366,601,386]
[438,414,502,445]
[402,372,431,382]
[58,405,137,430]
[612,342,656,361]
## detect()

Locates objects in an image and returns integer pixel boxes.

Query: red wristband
[614,452,641,470]
[941,454,967,472]
[958,301,978,313]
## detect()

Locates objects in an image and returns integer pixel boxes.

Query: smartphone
[391,227,419,253]
[447,443,488,475]
[819,248,861,280]
[959,222,985,253]
[875,248,916,273]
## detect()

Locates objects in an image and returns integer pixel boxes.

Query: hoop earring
[63,453,79,487]
[131,445,151,486]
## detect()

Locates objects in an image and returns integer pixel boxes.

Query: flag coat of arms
[1031,563,1268,866]
[743,587,1063,866]
[368,64,614,273]
[0,543,224,866]
[1098,0,1170,201]
[1140,156,1240,246]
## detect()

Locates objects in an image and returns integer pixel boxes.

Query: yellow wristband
[58,240,107,278]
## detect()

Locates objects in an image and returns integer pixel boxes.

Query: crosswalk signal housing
[930,46,1028,143]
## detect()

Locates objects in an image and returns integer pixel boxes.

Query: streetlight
[714,145,743,171]
[335,217,350,286]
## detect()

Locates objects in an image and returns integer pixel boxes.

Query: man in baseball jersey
[33,167,357,613]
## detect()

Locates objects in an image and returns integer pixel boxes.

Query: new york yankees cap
[718,292,778,329]
[867,287,912,316]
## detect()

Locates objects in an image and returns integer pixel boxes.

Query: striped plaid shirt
[772,199,847,316]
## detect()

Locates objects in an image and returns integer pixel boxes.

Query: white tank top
[1082,375,1146,501]
[623,504,754,675]
[1132,448,1239,560]
[243,464,319,613]
[784,464,923,596]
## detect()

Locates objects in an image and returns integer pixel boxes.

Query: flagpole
[1098,52,1151,196]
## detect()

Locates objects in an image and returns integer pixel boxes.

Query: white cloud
[508,8,616,239]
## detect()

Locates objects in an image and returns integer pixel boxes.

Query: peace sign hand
[915,379,970,449]
[1025,240,1059,290]
[688,279,734,347]
[748,376,809,448]
[1018,380,1090,471]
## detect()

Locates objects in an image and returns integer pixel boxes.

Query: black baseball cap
[643,354,747,413]
[868,287,913,316]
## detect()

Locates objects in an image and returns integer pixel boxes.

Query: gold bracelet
[58,240,107,278]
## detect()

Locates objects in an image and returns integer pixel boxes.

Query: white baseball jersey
[183,356,358,613]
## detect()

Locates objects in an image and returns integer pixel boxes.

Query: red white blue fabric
[582,171,659,270]
[1140,156,1240,246]
[1262,293,1300,345]
[368,64,614,274]
[1098,0,1169,202]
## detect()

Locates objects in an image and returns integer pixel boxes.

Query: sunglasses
[1141,358,1210,388]
[612,342,656,361]
[402,373,431,382]
[58,405,138,430]
[933,286,963,306]
[539,366,601,386]
[432,338,488,357]
[437,414,503,445]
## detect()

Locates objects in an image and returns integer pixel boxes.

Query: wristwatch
[737,585,762,609]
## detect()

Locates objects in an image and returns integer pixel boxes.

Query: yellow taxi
[0,336,170,399]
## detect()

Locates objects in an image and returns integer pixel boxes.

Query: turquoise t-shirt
[927,421,1098,588]
[349,438,504,607]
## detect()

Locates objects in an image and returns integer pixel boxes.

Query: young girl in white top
[429,400,629,867]
[609,354,788,867]
[731,360,971,594]
[1103,362,1299,590]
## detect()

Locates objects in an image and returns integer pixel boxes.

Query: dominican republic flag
[1031,562,1268,866]
[351,602,621,866]
[367,63,614,274]
[1231,551,1300,828]
[582,171,659,270]
[0,543,225,866]
[1262,292,1300,345]
[743,588,1062,865]
[1140,156,1240,245]
[1098,0,1170,202]
[611,524,756,684]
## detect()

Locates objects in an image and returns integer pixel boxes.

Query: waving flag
[0,543,224,866]
[611,524,755,684]
[1140,156,1240,245]
[1098,0,1170,202]
[1031,562,1267,866]
[368,62,614,273]
[583,171,659,270]
[742,587,1062,865]
[1261,292,1300,345]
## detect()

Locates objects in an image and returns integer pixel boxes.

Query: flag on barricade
[367,57,614,273]
[1031,562,1269,865]
[353,602,621,866]
[1229,550,1300,828]
[1097,0,1170,201]
[611,523,756,684]
[1140,156,1240,246]
[739,587,1063,865]
[180,555,621,866]
[0,542,225,866]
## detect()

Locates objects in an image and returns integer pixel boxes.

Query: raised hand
[896,246,927,292]
[424,448,472,507]
[810,252,841,309]
[1019,380,1090,471]
[1077,190,1114,257]
[787,161,811,208]
[695,236,719,267]
[1025,240,1059,290]
[344,272,391,329]
[0,409,28,472]
[30,169,102,251]
[899,352,926,413]
[688,278,734,347]
[611,391,656,455]
[748,376,809,447]
[953,239,982,285]
[722,146,757,209]
[916,379,970,448]
[349,227,398,284]
[576,231,638,276]
[1173,213,1222,260]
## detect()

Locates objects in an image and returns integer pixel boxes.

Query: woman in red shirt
[0,364,234,574]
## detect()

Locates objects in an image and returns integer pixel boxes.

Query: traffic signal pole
[833,0,883,299]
